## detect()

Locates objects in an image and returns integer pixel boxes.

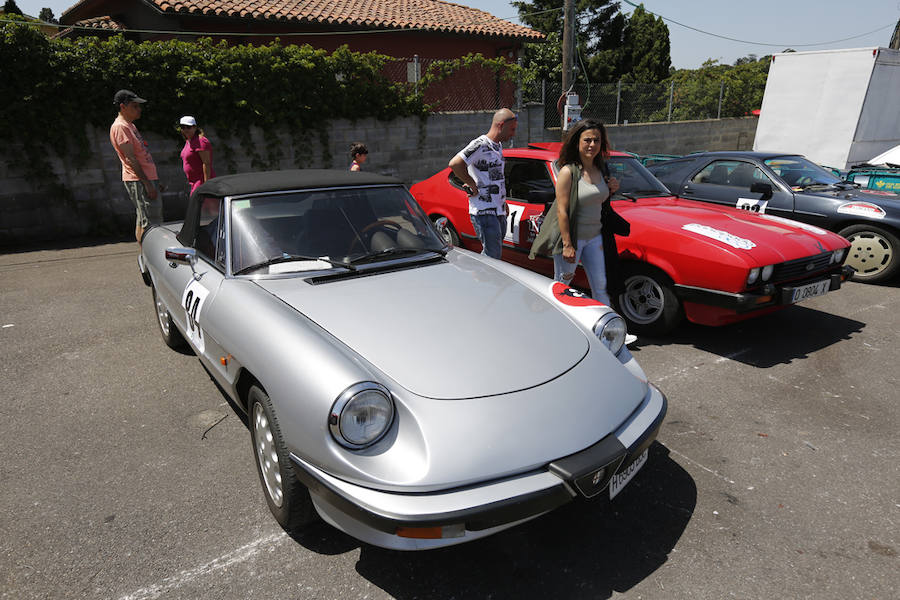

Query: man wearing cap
[448,107,518,259]
[110,89,161,243]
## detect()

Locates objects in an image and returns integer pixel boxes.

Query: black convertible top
[177,169,403,246]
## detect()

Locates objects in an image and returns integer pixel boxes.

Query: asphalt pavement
[0,241,897,600]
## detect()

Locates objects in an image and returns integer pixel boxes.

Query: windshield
[550,156,671,197]
[229,185,445,275]
[763,156,842,188]
[607,156,672,196]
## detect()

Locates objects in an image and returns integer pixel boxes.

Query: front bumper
[673,265,854,314]
[289,384,667,550]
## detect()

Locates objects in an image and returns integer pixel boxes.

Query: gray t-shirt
[575,177,608,241]
[456,135,506,216]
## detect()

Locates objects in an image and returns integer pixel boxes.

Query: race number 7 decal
[505,203,525,244]
[181,279,210,353]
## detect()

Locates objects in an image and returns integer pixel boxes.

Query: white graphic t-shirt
[457,135,507,216]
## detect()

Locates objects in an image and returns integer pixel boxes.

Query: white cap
[179,115,197,126]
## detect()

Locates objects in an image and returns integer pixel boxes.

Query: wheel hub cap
[253,403,283,507]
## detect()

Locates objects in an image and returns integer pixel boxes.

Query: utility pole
[561,0,575,93]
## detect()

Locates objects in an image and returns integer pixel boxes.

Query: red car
[410,143,854,334]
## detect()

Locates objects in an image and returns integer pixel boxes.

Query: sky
[15,0,900,70]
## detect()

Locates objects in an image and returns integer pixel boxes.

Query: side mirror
[165,247,196,267]
[433,217,454,246]
[750,182,773,201]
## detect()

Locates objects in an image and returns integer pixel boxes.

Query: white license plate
[609,449,648,500]
[790,280,830,303]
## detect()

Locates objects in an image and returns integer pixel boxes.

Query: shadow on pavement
[348,443,695,599]
[633,304,865,368]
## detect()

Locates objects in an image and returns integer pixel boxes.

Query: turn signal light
[396,524,465,539]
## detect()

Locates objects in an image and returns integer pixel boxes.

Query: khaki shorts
[123,180,163,229]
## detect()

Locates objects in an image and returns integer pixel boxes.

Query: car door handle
[683,185,695,194]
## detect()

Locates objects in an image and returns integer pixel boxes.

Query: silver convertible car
[138,170,667,550]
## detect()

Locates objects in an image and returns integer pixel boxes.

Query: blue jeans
[470,213,507,259]
[553,234,609,305]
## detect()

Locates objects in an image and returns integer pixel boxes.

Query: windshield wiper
[615,189,667,200]
[798,183,836,190]
[348,247,445,265]
[235,253,355,275]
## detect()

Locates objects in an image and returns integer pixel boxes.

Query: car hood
[799,186,900,206]
[253,252,596,399]
[617,197,846,262]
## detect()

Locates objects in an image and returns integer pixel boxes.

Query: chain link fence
[525,78,761,128]
[383,56,518,112]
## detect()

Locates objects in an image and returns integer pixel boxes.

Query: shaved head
[492,108,516,126]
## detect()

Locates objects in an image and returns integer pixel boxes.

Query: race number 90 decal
[181,279,210,353]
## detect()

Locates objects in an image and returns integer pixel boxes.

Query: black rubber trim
[288,456,574,534]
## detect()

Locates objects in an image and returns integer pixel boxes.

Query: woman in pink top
[179,115,215,194]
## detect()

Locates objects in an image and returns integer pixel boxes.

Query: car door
[679,159,795,218]
[162,196,226,363]
[501,157,557,273]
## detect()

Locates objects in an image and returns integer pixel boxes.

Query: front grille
[771,252,833,283]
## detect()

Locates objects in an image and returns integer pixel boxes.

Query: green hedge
[0,19,432,190]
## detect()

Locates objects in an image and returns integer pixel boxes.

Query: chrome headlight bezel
[593,314,627,356]
[329,382,394,449]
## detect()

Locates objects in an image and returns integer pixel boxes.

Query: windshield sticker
[182,279,210,353]
[682,223,757,249]
[758,214,828,235]
[736,198,769,214]
[550,282,605,307]
[837,202,886,219]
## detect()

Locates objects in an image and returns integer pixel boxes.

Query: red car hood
[615,196,849,265]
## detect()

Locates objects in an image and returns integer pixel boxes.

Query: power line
[621,0,894,48]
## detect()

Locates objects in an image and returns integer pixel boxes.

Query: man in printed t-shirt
[109,89,162,243]
[449,108,518,259]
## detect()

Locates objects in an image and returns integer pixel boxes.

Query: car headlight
[746,267,760,285]
[593,314,627,355]
[761,264,774,281]
[832,248,845,264]
[329,382,394,449]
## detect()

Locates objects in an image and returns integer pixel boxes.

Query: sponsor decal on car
[681,223,757,249]
[550,281,604,307]
[736,197,769,213]
[836,201,886,219]
[758,214,828,235]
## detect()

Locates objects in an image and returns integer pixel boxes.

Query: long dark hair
[558,119,610,170]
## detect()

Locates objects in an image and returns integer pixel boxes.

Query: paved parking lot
[1,241,897,600]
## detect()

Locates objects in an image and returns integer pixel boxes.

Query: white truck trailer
[754,47,900,169]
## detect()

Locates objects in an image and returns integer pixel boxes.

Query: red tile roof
[153,0,542,40]
[74,15,126,30]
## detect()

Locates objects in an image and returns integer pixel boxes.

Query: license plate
[609,449,648,500]
[790,280,830,303]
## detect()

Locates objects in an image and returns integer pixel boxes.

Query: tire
[616,264,684,335]
[152,285,187,349]
[248,385,317,533]
[838,224,900,283]
[431,215,460,246]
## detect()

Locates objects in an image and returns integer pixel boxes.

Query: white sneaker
[625,334,638,346]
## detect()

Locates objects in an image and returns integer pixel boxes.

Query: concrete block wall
[0,111,757,247]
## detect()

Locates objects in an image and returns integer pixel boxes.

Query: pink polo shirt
[109,115,158,181]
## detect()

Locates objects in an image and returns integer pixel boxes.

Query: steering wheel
[347,219,404,255]
[794,176,815,186]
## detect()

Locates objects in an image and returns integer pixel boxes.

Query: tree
[620,5,670,82]
[3,0,23,15]
[514,0,625,82]
[38,8,57,23]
